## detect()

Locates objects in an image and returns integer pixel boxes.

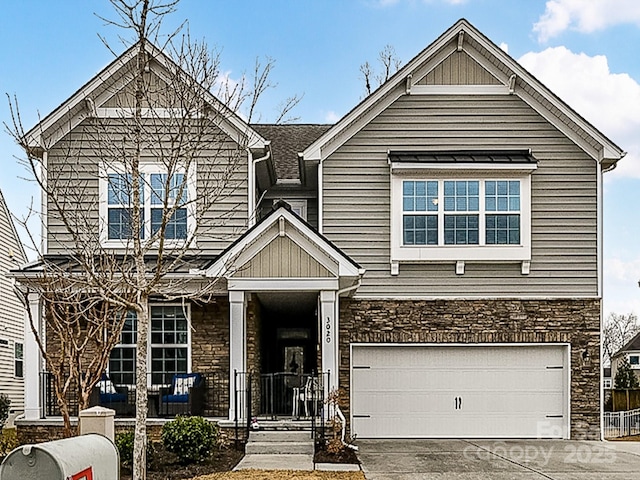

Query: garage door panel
[351,345,568,438]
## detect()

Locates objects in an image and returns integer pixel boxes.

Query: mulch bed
[119,444,244,480]
[313,445,360,464]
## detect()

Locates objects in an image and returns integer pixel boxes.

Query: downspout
[248,143,271,227]
[334,276,363,451]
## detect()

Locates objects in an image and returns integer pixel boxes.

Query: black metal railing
[41,371,223,418]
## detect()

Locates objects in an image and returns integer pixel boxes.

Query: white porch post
[228,290,247,421]
[320,290,338,395]
[24,293,43,420]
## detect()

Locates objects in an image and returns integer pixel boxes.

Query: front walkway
[357,439,640,479]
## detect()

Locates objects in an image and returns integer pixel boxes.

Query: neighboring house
[12,19,624,440]
[0,189,26,414]
[611,331,640,384]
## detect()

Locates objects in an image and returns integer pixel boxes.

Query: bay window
[390,151,536,268]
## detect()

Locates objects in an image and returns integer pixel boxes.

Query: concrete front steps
[245,430,315,455]
[234,428,361,472]
[235,430,315,471]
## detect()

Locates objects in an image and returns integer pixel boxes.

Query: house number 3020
[325,316,332,343]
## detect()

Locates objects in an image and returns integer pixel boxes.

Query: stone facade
[338,298,601,439]
[190,298,230,417]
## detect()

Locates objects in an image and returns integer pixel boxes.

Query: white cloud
[518,47,640,178]
[324,110,341,123]
[498,42,509,54]
[534,0,640,42]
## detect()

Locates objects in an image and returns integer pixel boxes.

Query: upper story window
[390,151,536,269]
[630,355,639,366]
[101,164,195,246]
[400,179,522,248]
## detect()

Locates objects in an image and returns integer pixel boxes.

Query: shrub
[161,416,218,464]
[115,430,155,466]
[0,394,10,431]
[0,428,19,456]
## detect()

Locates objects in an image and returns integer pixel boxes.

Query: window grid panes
[402,181,438,246]
[14,342,23,378]
[109,312,137,385]
[151,306,189,385]
[106,171,188,241]
[443,181,479,245]
[485,180,521,245]
[400,179,523,248]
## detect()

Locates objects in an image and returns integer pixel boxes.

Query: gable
[25,42,267,152]
[417,50,500,86]
[233,234,335,278]
[303,19,624,167]
[204,205,362,281]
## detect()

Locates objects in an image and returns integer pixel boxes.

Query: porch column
[24,292,43,420]
[320,290,338,394]
[228,290,247,421]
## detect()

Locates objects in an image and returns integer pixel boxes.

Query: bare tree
[6,1,299,478]
[360,44,402,96]
[603,312,639,366]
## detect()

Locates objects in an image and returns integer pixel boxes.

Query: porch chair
[90,373,132,416]
[293,375,318,418]
[159,372,205,416]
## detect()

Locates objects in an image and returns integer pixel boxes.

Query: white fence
[603,408,640,438]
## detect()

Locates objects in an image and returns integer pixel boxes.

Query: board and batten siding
[45,119,249,256]
[0,192,25,411]
[235,233,334,278]
[322,93,598,298]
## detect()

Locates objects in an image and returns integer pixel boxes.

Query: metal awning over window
[388,150,537,165]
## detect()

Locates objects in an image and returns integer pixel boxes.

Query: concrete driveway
[357,439,640,479]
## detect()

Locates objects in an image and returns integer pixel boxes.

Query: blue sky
[1,0,639,317]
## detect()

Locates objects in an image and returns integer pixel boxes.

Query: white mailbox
[0,433,119,480]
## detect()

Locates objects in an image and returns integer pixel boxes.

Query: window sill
[392,244,531,263]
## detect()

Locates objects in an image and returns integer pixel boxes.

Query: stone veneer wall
[190,299,230,417]
[338,298,601,439]
[190,295,259,418]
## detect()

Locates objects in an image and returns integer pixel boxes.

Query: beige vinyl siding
[418,50,500,85]
[322,94,598,298]
[0,194,25,411]
[46,118,249,255]
[235,235,333,278]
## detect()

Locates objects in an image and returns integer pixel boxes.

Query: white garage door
[351,345,568,438]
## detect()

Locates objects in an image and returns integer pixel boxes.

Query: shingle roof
[252,124,331,180]
[388,150,537,164]
[615,331,640,356]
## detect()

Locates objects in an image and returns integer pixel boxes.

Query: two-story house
[13,19,624,440]
[0,189,26,417]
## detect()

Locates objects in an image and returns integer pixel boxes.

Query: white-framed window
[274,199,307,221]
[391,167,533,263]
[14,342,23,378]
[109,311,137,385]
[603,378,612,389]
[108,304,191,386]
[100,164,196,246]
[630,355,640,366]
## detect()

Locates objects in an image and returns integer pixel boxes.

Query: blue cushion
[162,394,188,403]
[100,392,127,403]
